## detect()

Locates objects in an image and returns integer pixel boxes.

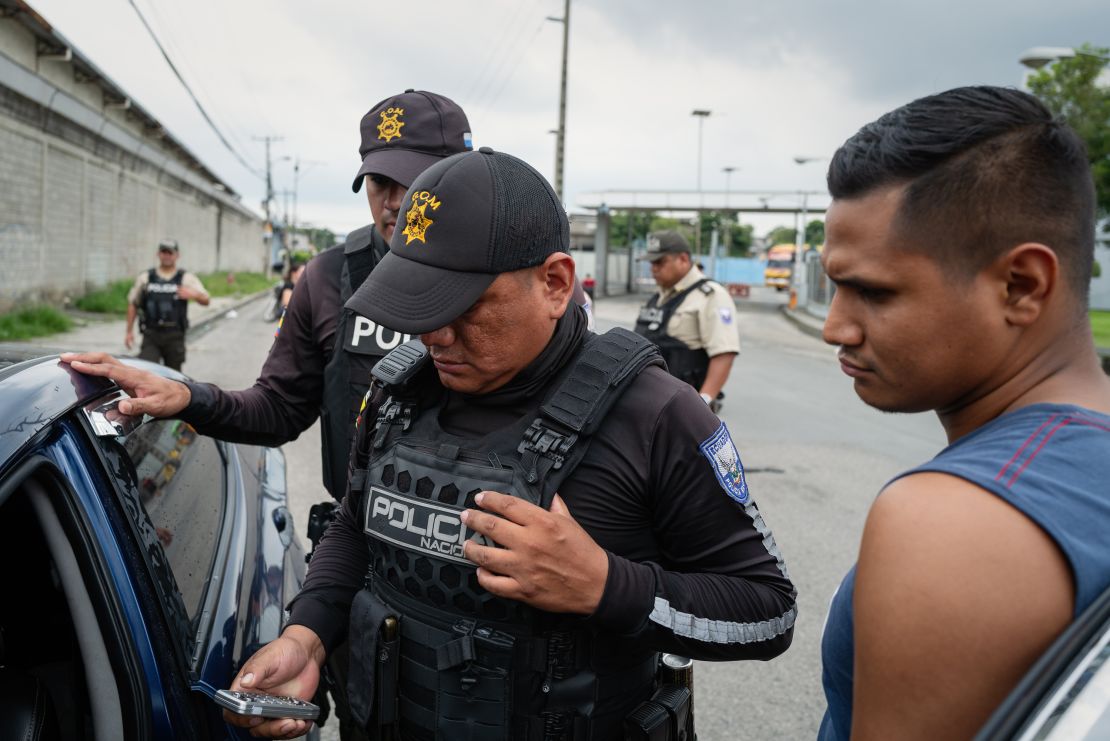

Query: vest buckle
[519,420,578,471]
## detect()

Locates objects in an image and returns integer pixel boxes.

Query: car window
[119,419,226,622]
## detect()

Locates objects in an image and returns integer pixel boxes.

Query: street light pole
[792,156,826,308]
[691,109,711,253]
[546,0,571,202]
[722,166,737,256]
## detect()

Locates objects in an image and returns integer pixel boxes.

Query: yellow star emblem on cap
[402,190,442,244]
[377,107,404,142]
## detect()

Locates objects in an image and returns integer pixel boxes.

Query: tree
[766,226,797,246]
[805,219,825,248]
[1027,43,1110,217]
[608,211,657,248]
[698,211,755,256]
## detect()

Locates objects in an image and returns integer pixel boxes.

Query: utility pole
[546,0,571,202]
[252,135,283,224]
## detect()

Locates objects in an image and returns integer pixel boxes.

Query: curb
[780,305,824,340]
[186,289,270,339]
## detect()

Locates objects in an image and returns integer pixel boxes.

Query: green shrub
[74,278,132,314]
[0,305,72,341]
[198,272,272,298]
[1091,310,1110,347]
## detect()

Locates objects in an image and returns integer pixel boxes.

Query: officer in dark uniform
[64,89,474,741]
[224,148,796,741]
[125,239,210,370]
[634,231,740,410]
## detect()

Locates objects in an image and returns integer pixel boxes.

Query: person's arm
[699,352,735,401]
[285,491,370,654]
[178,272,210,306]
[464,380,797,662]
[177,262,326,444]
[696,288,740,403]
[586,390,795,661]
[125,274,144,349]
[65,260,328,446]
[850,472,1073,740]
[125,304,138,350]
[224,624,325,739]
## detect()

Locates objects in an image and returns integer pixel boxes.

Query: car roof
[0,352,181,469]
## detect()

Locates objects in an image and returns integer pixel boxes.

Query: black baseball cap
[346,147,569,334]
[639,230,690,261]
[351,89,473,192]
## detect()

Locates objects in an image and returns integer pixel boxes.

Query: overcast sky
[29,0,1109,237]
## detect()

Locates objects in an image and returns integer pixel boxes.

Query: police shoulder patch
[698,282,714,295]
[699,421,750,505]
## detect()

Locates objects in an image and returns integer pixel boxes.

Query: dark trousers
[139,327,186,370]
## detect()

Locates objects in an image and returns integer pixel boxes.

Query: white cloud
[28,0,1109,237]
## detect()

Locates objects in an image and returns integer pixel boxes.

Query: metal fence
[805,252,834,313]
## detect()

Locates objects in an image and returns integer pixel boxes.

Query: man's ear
[541,253,576,317]
[998,243,1058,327]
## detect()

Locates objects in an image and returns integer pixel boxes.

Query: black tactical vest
[141,268,187,331]
[633,279,713,390]
[348,330,663,741]
[320,226,414,500]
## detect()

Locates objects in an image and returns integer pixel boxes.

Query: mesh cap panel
[486,154,569,273]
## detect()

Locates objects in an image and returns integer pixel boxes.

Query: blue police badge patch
[699,422,749,505]
[719,307,733,325]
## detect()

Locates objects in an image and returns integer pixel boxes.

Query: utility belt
[348,583,669,741]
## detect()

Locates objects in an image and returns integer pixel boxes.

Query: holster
[348,589,401,739]
[623,685,694,741]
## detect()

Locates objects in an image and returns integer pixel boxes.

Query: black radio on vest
[633,280,712,390]
[346,330,665,741]
[140,268,187,331]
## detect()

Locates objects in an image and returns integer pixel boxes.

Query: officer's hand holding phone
[222,625,326,739]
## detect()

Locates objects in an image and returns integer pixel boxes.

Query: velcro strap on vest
[435,636,476,669]
[540,328,663,436]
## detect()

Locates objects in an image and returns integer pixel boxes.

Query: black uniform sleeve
[178,259,329,446]
[286,490,369,653]
[576,371,796,661]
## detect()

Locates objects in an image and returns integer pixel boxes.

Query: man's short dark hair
[827,86,1095,300]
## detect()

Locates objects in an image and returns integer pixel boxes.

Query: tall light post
[1019,46,1110,69]
[792,156,827,307]
[546,0,571,202]
[691,109,712,253]
[721,166,738,257]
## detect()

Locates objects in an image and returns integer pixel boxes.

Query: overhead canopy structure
[573,189,831,296]
[575,189,830,215]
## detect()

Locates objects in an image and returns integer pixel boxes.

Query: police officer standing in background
[224,148,795,740]
[65,89,475,741]
[125,239,209,370]
[634,230,740,410]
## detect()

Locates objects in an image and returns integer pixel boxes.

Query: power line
[468,0,546,107]
[125,0,264,180]
[136,0,259,159]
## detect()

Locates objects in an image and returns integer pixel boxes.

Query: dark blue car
[0,353,316,740]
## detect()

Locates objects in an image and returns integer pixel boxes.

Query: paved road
[172,289,949,740]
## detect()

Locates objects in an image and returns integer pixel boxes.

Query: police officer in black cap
[634,230,740,411]
[64,89,474,740]
[224,148,796,740]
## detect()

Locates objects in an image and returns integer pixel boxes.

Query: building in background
[0,1,264,312]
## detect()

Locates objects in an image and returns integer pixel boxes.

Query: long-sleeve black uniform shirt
[290,355,797,663]
[179,240,353,446]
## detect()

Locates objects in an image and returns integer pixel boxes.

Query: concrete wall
[0,15,264,311]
